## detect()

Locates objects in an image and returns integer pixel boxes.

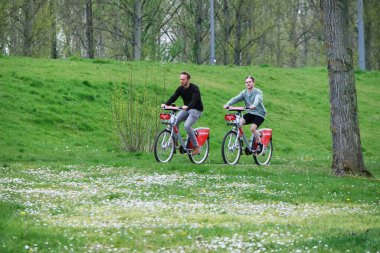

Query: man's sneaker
[191,146,200,156]
[256,142,264,155]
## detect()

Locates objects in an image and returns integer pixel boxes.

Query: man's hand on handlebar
[160,104,184,111]
[223,105,250,111]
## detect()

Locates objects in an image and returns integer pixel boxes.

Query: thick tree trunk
[85,0,94,58]
[133,0,142,60]
[321,0,371,177]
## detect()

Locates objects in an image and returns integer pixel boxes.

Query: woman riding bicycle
[223,75,266,154]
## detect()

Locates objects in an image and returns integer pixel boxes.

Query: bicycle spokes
[222,131,241,165]
[154,129,175,163]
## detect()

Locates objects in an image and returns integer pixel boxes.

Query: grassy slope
[1,56,380,252]
[0,56,379,174]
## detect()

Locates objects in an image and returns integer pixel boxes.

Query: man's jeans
[176,109,202,148]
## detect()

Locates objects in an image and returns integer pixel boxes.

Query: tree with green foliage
[0,0,379,69]
[321,0,372,177]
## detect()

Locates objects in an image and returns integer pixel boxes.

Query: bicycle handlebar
[161,105,182,111]
[225,106,249,111]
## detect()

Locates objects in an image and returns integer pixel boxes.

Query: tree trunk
[50,0,58,59]
[300,1,309,66]
[234,0,243,66]
[245,2,254,65]
[85,0,94,58]
[321,0,371,177]
[23,0,34,56]
[222,0,230,65]
[288,0,299,67]
[193,0,203,64]
[363,7,371,69]
[133,0,142,60]
[275,1,282,66]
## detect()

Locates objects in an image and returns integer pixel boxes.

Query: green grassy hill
[1,56,380,252]
[0,56,379,174]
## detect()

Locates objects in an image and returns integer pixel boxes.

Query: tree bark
[85,0,94,58]
[23,0,34,56]
[233,0,243,66]
[193,0,203,64]
[50,0,58,59]
[288,0,299,67]
[321,0,371,177]
[221,0,231,65]
[133,0,142,60]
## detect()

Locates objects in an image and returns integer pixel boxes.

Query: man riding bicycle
[223,75,266,154]
[161,72,204,156]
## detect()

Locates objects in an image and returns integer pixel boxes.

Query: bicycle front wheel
[222,130,242,165]
[189,138,210,164]
[154,129,175,162]
[253,139,273,165]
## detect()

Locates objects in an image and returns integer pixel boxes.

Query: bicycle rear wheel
[154,129,175,162]
[189,138,210,164]
[253,139,273,165]
[222,130,242,165]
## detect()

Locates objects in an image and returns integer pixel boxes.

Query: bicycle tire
[154,129,175,163]
[188,138,210,164]
[253,139,273,165]
[222,130,242,165]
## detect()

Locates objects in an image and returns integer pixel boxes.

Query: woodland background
[1,0,379,69]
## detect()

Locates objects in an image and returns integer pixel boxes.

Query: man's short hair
[246,76,255,82]
[181,71,191,80]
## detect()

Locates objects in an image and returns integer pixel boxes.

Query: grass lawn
[0,56,379,252]
[1,158,379,252]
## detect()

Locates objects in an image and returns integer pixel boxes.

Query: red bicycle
[222,106,273,165]
[154,105,210,164]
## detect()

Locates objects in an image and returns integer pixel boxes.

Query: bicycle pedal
[179,146,186,154]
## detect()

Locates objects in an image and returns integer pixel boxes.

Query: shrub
[111,83,160,152]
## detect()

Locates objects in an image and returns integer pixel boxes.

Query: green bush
[111,84,160,152]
